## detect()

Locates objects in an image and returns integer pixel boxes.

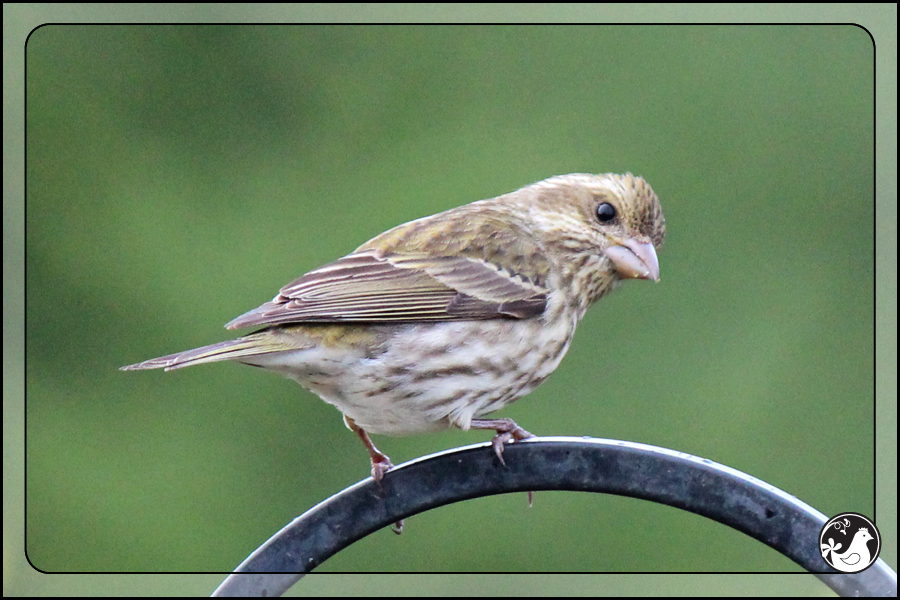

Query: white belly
[248,312,577,436]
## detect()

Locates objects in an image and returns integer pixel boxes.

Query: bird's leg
[469,418,535,465]
[469,418,535,506]
[344,416,404,534]
[344,415,394,480]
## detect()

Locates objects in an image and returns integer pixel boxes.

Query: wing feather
[225,249,547,330]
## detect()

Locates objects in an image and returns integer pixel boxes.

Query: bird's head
[510,173,666,307]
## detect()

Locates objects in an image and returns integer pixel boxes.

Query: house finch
[122,173,665,482]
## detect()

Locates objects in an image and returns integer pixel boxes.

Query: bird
[821,528,875,571]
[122,172,666,483]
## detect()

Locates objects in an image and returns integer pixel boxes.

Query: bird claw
[492,432,514,466]
[345,415,395,481]
[492,427,537,509]
[370,455,394,481]
[486,422,535,466]
[467,419,536,508]
[366,449,404,534]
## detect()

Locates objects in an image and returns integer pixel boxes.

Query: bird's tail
[120,335,284,372]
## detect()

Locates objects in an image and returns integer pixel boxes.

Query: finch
[122,173,666,481]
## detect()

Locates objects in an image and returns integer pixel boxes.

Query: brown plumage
[123,173,665,483]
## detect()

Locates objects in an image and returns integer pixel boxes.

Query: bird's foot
[345,415,395,479]
[344,415,404,533]
[370,453,394,481]
[469,418,535,506]
[470,418,535,466]
[370,455,405,534]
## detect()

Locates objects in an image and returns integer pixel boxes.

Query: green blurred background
[12,10,894,597]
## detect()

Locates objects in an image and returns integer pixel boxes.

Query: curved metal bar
[212,437,896,597]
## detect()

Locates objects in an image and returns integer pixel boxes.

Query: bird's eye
[595,202,617,223]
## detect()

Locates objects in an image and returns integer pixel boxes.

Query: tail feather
[121,337,279,372]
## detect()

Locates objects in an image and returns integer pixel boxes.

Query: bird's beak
[603,239,660,282]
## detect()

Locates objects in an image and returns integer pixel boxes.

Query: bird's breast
[290,312,579,436]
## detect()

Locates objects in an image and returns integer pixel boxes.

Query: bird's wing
[225,249,547,330]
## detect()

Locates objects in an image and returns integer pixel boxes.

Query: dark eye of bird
[595,202,617,223]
